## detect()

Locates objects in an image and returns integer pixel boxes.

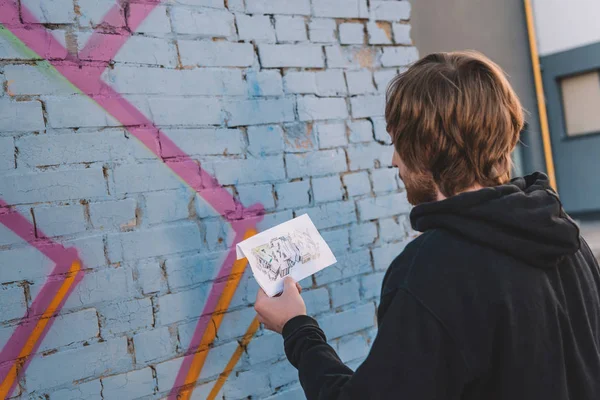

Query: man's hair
[385,51,524,197]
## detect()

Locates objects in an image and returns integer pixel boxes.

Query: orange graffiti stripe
[0,260,81,398]
[207,316,261,400]
[177,229,257,400]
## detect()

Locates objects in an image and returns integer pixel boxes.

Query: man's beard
[401,171,439,206]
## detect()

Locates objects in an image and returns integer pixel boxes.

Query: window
[560,71,600,136]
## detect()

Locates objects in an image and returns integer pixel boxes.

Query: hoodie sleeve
[283,288,469,400]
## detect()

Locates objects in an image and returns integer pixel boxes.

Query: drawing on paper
[251,230,320,281]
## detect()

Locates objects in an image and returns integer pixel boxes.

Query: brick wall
[0,0,417,398]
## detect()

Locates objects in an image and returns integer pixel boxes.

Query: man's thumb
[283,276,296,292]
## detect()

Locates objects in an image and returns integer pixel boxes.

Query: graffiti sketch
[251,230,320,281]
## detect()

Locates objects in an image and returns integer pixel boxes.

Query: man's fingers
[296,282,302,294]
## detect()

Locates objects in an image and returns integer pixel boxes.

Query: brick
[203,217,237,251]
[283,71,318,94]
[133,4,171,34]
[275,16,307,42]
[372,116,391,143]
[63,235,107,270]
[33,204,87,237]
[237,184,275,209]
[0,246,54,284]
[236,14,276,42]
[162,128,243,157]
[79,34,176,66]
[303,287,330,314]
[348,120,373,143]
[0,137,14,170]
[265,386,305,400]
[351,222,378,247]
[351,94,385,118]
[175,0,225,6]
[358,192,409,221]
[102,367,155,399]
[337,333,369,363]
[247,331,285,364]
[259,44,324,68]
[370,1,411,21]
[0,286,26,322]
[112,162,185,195]
[165,251,226,290]
[111,222,203,261]
[379,215,411,242]
[212,156,285,185]
[62,268,133,310]
[381,46,419,67]
[297,96,348,121]
[134,326,175,365]
[136,259,166,295]
[266,361,298,388]
[4,64,79,96]
[77,0,125,28]
[157,285,210,325]
[30,309,98,353]
[215,307,256,342]
[372,241,409,271]
[371,168,398,192]
[171,7,235,37]
[331,279,361,308]
[339,23,365,45]
[25,338,132,391]
[226,0,244,10]
[0,168,107,204]
[346,70,377,95]
[275,181,310,209]
[194,188,236,218]
[297,201,355,229]
[309,18,337,43]
[178,40,254,67]
[22,0,75,23]
[361,271,386,299]
[246,0,311,15]
[321,228,350,254]
[312,0,368,18]
[89,199,137,231]
[326,45,379,69]
[0,99,45,132]
[286,149,347,178]
[375,69,398,92]
[247,69,283,96]
[316,70,347,96]
[393,23,412,45]
[49,381,102,400]
[283,122,316,153]
[314,248,371,285]
[148,97,223,125]
[225,97,295,126]
[316,122,347,149]
[99,298,153,336]
[247,125,284,156]
[316,303,375,339]
[367,21,393,45]
[312,175,343,203]
[347,142,392,170]
[223,369,271,399]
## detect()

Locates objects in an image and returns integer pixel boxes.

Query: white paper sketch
[236,214,337,297]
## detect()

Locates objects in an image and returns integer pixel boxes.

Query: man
[254,51,600,399]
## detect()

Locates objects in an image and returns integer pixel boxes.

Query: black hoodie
[283,173,600,400]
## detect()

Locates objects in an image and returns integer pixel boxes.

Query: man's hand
[254,277,306,333]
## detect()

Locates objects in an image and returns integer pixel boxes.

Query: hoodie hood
[410,172,581,269]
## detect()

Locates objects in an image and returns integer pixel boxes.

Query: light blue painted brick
[312,175,343,203]
[21,0,75,23]
[247,70,283,97]
[275,181,310,209]
[175,0,224,7]
[171,7,235,37]
[49,380,103,400]
[157,284,210,325]
[357,192,410,221]
[165,251,225,290]
[370,0,411,21]
[313,0,368,18]
[321,228,350,254]
[265,386,305,400]
[225,97,295,126]
[237,183,275,209]
[371,168,398,193]
[337,333,369,363]
[343,171,371,197]
[248,125,284,156]
[297,96,348,121]
[316,122,347,149]
[110,222,203,262]
[194,188,236,218]
[0,168,107,204]
[246,0,310,15]
[215,306,256,342]
[393,23,413,45]
[61,268,134,310]
[372,241,410,271]
[44,95,118,128]
[134,326,175,365]
[148,97,223,125]
[0,286,26,322]
[0,245,53,283]
[0,99,45,132]
[375,68,398,92]
[203,217,236,251]
[316,302,375,339]
[381,46,419,67]
[367,21,392,45]
[350,94,385,118]
[246,331,285,364]
[25,338,132,391]
[283,71,318,94]
[101,367,155,399]
[351,222,378,247]
[0,137,14,170]
[347,142,393,170]
[266,360,299,388]
[309,18,337,43]
[361,271,386,299]
[133,4,171,34]
[236,14,276,42]
[112,162,183,195]
[137,259,166,295]
[339,23,364,45]
[286,149,347,178]
[162,128,244,157]
[179,40,254,67]
[79,33,176,66]
[37,309,99,353]
[33,204,86,237]
[259,44,324,68]
[144,190,191,225]
[63,235,107,269]
[226,0,244,11]
[77,0,125,28]
[371,116,390,143]
[348,120,373,143]
[346,70,377,94]
[297,201,355,229]
[99,298,153,335]
[3,64,79,96]
[213,156,285,185]
[314,248,371,285]
[303,287,330,314]
[283,122,316,153]
[379,215,412,242]
[223,369,271,399]
[330,279,361,308]
[89,199,137,231]
[275,16,307,42]
[316,70,347,96]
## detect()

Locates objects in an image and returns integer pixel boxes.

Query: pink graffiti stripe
[0,0,264,396]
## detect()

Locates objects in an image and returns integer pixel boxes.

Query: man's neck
[435,184,485,201]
